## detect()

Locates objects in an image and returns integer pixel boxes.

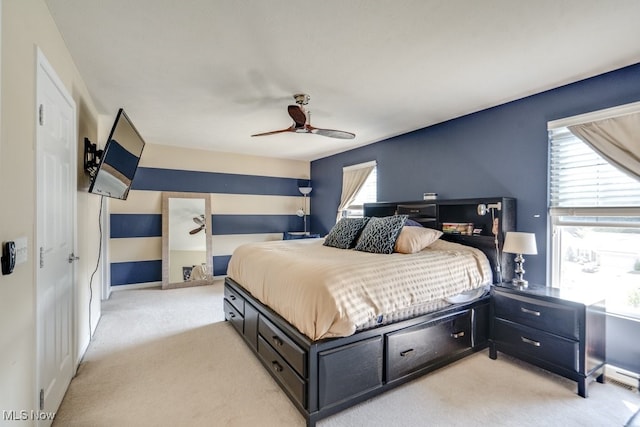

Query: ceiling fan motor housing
[293,93,310,105]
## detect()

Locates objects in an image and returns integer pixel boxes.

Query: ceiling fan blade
[253,94,354,139]
[287,105,308,128]
[251,127,293,137]
[309,126,356,139]
[189,225,204,235]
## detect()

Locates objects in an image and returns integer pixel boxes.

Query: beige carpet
[53,281,640,427]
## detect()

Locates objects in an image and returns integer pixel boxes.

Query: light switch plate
[14,236,28,265]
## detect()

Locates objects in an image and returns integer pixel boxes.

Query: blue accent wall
[212,214,302,235]
[213,255,232,277]
[111,167,307,286]
[111,214,162,238]
[132,167,302,195]
[111,260,163,286]
[311,63,640,286]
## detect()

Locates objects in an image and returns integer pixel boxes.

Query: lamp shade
[298,186,312,195]
[503,232,537,255]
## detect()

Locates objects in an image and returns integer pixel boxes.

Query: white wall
[0,0,101,417]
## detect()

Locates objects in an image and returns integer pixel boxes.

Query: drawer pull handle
[400,349,414,357]
[272,336,284,347]
[520,307,541,316]
[521,336,541,347]
[271,361,283,373]
[228,312,235,318]
[229,295,236,301]
[451,331,465,339]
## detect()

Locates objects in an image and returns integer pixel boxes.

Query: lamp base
[511,278,528,288]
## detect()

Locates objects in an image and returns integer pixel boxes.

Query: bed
[224,197,515,426]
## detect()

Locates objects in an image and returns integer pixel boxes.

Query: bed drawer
[258,316,306,377]
[493,292,578,340]
[386,310,471,382]
[318,336,383,410]
[224,285,245,316]
[258,335,306,409]
[224,300,243,335]
[493,319,578,372]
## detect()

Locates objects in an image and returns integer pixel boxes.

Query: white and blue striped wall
[109,144,309,287]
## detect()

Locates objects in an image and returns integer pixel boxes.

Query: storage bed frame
[224,197,515,426]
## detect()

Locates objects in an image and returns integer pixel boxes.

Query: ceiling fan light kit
[251,94,355,140]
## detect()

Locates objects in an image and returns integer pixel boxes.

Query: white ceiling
[45,0,640,161]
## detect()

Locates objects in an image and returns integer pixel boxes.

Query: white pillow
[394,226,443,254]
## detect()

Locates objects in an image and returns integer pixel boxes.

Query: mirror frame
[162,192,213,289]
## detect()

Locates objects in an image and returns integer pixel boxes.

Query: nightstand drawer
[493,292,579,340]
[493,319,578,372]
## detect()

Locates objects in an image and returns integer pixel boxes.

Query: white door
[36,50,77,423]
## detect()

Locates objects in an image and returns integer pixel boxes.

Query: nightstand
[489,283,606,397]
[283,232,321,240]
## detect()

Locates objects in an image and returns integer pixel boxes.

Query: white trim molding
[343,160,377,171]
[548,100,640,130]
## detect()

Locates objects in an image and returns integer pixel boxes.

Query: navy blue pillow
[323,217,370,249]
[405,218,423,227]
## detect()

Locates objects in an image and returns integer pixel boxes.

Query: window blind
[549,127,640,210]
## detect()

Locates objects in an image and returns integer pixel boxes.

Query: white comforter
[227,238,491,340]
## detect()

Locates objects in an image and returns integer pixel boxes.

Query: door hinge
[39,247,44,268]
[39,104,45,126]
[39,388,44,410]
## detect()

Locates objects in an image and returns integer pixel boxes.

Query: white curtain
[335,161,376,223]
[568,112,640,181]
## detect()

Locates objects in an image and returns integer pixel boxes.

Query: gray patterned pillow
[354,215,408,254]
[323,217,370,249]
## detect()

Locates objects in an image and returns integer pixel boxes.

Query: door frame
[101,196,111,300]
[35,47,78,417]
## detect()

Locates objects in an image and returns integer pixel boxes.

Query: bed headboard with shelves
[364,197,516,284]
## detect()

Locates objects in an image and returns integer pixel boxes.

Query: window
[548,110,640,319]
[343,165,377,218]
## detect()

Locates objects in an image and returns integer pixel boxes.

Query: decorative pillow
[394,226,443,254]
[323,217,370,249]
[404,218,424,227]
[354,215,408,254]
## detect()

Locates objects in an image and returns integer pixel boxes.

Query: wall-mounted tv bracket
[84,137,103,178]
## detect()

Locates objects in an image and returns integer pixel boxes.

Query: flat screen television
[88,109,146,200]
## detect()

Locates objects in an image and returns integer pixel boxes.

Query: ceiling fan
[251,94,355,139]
[189,215,206,235]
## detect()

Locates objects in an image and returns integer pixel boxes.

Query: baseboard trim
[606,364,639,392]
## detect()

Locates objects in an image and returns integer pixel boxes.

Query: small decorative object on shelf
[423,192,438,200]
[502,232,537,288]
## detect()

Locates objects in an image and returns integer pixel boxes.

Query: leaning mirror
[162,192,213,289]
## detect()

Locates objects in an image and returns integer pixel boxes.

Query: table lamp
[503,232,537,287]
